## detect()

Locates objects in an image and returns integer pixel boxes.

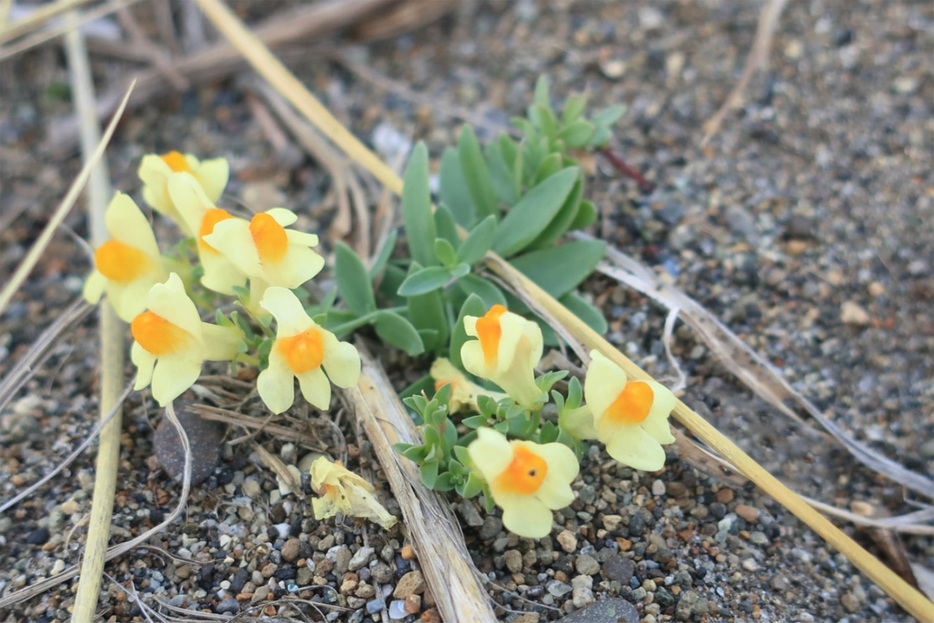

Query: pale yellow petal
[195,158,229,203]
[257,350,294,414]
[322,332,361,388]
[312,494,344,521]
[264,245,325,288]
[108,277,159,323]
[467,427,513,482]
[533,442,580,488]
[146,274,203,340]
[150,356,202,406]
[500,499,553,538]
[286,230,319,247]
[200,323,242,361]
[296,367,331,410]
[167,173,212,235]
[602,425,666,472]
[585,350,628,422]
[345,485,398,530]
[463,315,479,337]
[559,405,598,440]
[640,381,676,445]
[494,312,525,375]
[460,340,489,380]
[260,287,313,336]
[106,193,162,258]
[199,251,247,295]
[131,342,156,390]
[266,207,297,227]
[83,271,106,304]
[203,218,262,277]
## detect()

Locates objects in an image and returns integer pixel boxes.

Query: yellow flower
[166,174,247,295]
[202,208,325,305]
[139,151,229,234]
[257,287,361,414]
[130,273,242,406]
[83,193,169,322]
[583,350,676,471]
[429,358,505,412]
[309,456,397,530]
[460,304,544,408]
[467,427,578,538]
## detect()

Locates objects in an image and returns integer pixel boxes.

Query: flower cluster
[84,151,360,411]
[415,303,677,538]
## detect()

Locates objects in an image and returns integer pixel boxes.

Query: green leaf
[434,471,455,492]
[458,126,497,219]
[451,263,470,278]
[335,241,376,315]
[498,133,518,170]
[462,414,487,429]
[450,294,487,370]
[533,75,550,110]
[562,93,588,125]
[448,459,467,476]
[456,273,507,308]
[485,141,518,206]
[457,215,496,266]
[593,104,626,128]
[509,239,606,298]
[530,103,558,138]
[492,167,579,257]
[534,152,563,184]
[527,174,583,249]
[558,119,596,149]
[368,230,397,280]
[405,263,449,352]
[373,311,424,356]
[434,205,460,247]
[434,238,458,267]
[457,472,485,499]
[401,142,437,267]
[453,445,471,466]
[569,200,597,230]
[420,461,440,489]
[400,444,429,463]
[398,265,455,296]
[400,374,434,403]
[439,148,477,228]
[377,263,407,307]
[560,291,607,336]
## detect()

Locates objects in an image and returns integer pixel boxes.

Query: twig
[0,0,94,44]
[65,10,129,622]
[598,147,654,191]
[700,0,789,146]
[190,0,934,618]
[343,344,498,622]
[115,0,188,90]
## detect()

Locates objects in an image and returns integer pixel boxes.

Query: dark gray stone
[603,554,635,584]
[556,598,638,623]
[154,401,225,485]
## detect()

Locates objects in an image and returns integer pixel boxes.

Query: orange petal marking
[277,327,325,374]
[161,150,192,173]
[494,444,548,495]
[131,311,192,356]
[199,208,235,254]
[95,240,153,282]
[605,381,654,425]
[434,378,458,392]
[250,213,289,264]
[476,304,507,366]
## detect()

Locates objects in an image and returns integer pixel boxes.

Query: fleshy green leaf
[405,263,449,352]
[434,238,458,267]
[434,205,460,247]
[530,103,558,138]
[450,294,488,369]
[456,215,497,266]
[458,472,485,499]
[401,142,437,267]
[462,414,488,429]
[569,199,597,230]
[562,93,588,125]
[335,241,376,315]
[420,461,440,489]
[456,273,507,308]
[509,239,606,298]
[453,445,471,466]
[593,104,626,128]
[558,120,596,149]
[492,167,579,257]
[439,148,477,228]
[485,141,518,206]
[527,174,583,249]
[369,230,397,280]
[434,471,455,491]
[533,75,550,110]
[377,263,407,307]
[560,291,607,336]
[398,265,454,297]
[534,152,563,184]
[374,311,424,356]
[458,126,497,219]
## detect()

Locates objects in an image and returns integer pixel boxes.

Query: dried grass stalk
[343,344,497,622]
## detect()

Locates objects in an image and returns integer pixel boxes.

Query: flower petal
[150,356,202,406]
[602,424,666,472]
[106,193,161,258]
[131,342,156,390]
[585,350,628,422]
[296,367,331,410]
[260,287,313,336]
[167,173,212,235]
[108,276,160,322]
[501,499,554,538]
[199,250,247,295]
[322,332,361,388]
[640,381,676,444]
[467,427,513,483]
[203,217,262,278]
[83,271,106,304]
[201,323,242,361]
[257,350,294,414]
[195,158,229,203]
[146,274,203,340]
[266,207,297,227]
[460,340,488,379]
[534,442,580,489]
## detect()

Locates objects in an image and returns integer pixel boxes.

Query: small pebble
[215,597,239,614]
[556,529,578,553]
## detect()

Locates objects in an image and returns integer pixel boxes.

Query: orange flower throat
[250,213,289,264]
[476,304,507,366]
[277,327,325,374]
[605,381,653,425]
[161,151,192,173]
[95,240,153,282]
[494,444,548,495]
[131,311,192,356]
[199,208,235,254]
